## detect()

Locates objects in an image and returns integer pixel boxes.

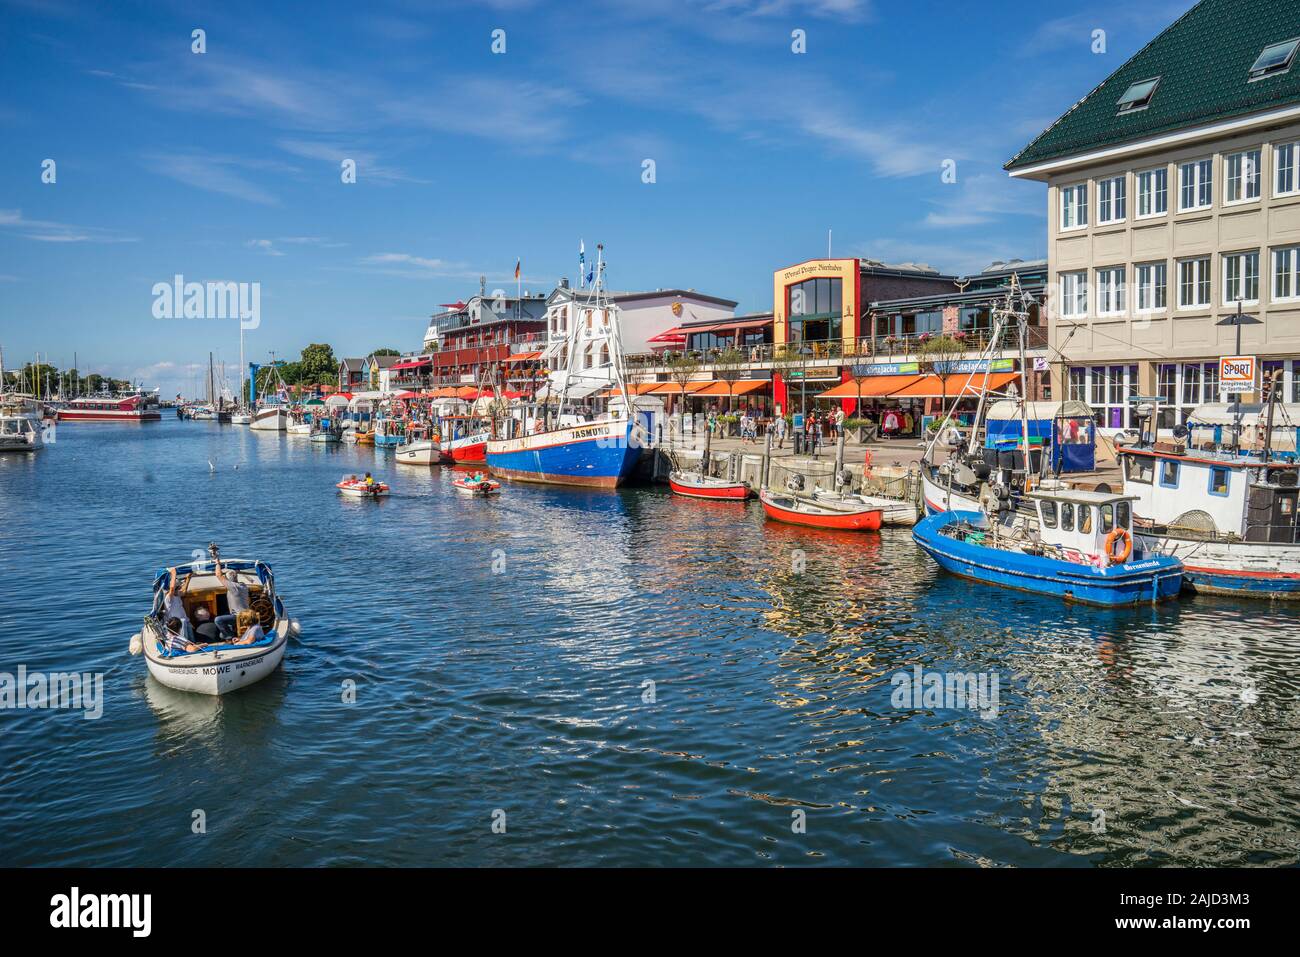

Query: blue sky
[0,0,1192,398]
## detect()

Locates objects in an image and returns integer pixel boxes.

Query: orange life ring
[1104,528,1132,565]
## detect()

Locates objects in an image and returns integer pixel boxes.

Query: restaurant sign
[849,358,1014,377]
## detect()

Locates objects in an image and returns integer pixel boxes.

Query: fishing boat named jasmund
[485,245,651,489]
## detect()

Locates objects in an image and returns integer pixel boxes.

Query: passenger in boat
[364,471,375,486]
[163,567,195,641]
[164,617,205,655]
[192,606,221,644]
[213,558,252,640]
[231,609,265,645]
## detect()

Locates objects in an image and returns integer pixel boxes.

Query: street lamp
[1216,301,1262,452]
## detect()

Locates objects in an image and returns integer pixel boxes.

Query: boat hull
[144,622,289,695]
[442,433,490,464]
[668,471,751,500]
[250,409,289,431]
[58,408,161,422]
[337,481,388,497]
[759,490,882,530]
[1136,531,1300,600]
[915,511,1184,607]
[814,491,917,525]
[394,439,442,466]
[453,478,501,495]
[920,467,982,516]
[486,419,642,489]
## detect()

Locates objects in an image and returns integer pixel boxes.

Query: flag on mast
[579,240,585,287]
[514,259,521,280]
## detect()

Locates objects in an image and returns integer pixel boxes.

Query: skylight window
[1117,77,1160,114]
[1249,38,1300,79]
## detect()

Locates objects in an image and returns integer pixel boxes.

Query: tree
[712,347,748,413]
[666,352,700,436]
[770,344,807,416]
[916,333,968,424]
[370,348,400,357]
[298,343,337,385]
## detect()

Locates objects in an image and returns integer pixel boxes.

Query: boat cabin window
[1160,460,1179,488]
[1100,504,1114,533]
[1060,502,1075,531]
[1079,506,1093,535]
[1127,456,1155,484]
[1117,501,1131,530]
[1209,466,1230,496]
[1040,500,1058,528]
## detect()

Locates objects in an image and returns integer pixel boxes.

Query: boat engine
[786,473,806,492]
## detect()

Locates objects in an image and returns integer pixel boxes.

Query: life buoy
[1104,528,1132,565]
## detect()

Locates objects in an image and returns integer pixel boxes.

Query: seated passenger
[232,609,265,645]
[164,617,204,655]
[213,558,251,639]
[192,606,221,644]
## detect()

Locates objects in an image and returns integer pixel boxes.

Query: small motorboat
[668,469,752,501]
[230,411,252,425]
[912,490,1184,607]
[131,551,299,695]
[453,475,502,496]
[812,489,918,526]
[336,475,390,497]
[352,430,375,446]
[394,428,441,466]
[759,488,882,531]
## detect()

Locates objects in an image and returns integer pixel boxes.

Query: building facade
[1008,0,1300,431]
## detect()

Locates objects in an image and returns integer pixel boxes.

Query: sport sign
[1219,355,1256,395]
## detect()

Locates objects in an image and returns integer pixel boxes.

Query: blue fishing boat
[485,243,654,489]
[913,490,1184,607]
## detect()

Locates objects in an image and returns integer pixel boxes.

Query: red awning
[390,357,432,371]
[504,351,542,363]
[647,328,688,344]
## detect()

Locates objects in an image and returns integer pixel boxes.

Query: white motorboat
[812,488,919,526]
[231,411,252,425]
[132,556,299,695]
[337,475,389,497]
[250,406,289,431]
[0,399,45,452]
[395,438,441,465]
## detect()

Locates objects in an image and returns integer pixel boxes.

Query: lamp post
[1216,301,1262,452]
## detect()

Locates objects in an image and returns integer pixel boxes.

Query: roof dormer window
[1117,76,1160,114]
[1249,37,1300,80]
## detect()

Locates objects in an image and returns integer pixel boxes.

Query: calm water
[1,418,1298,867]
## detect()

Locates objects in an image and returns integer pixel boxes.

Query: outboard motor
[835,468,853,491]
[786,473,806,492]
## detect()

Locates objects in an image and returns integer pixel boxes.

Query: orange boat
[668,470,752,501]
[759,489,882,531]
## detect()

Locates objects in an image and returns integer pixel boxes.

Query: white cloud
[0,208,137,243]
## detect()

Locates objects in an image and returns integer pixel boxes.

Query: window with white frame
[1060,271,1088,317]
[1096,267,1126,316]
[1135,262,1167,311]
[1071,365,1138,429]
[1136,167,1168,216]
[1274,245,1300,300]
[1223,251,1260,304]
[1060,183,1088,230]
[1097,175,1126,223]
[1177,257,1211,308]
[1276,142,1299,196]
[1179,158,1213,211]
[1225,149,1262,204]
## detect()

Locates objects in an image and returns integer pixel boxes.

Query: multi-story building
[416,289,549,392]
[542,281,737,397]
[1007,0,1300,431]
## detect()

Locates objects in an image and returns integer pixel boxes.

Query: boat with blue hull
[914,490,1184,607]
[487,416,644,488]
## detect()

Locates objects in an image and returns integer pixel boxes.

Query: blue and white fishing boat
[485,244,653,489]
[913,489,1184,607]
[1118,391,1300,599]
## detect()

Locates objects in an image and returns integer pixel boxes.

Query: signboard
[1219,355,1256,395]
[849,357,1015,377]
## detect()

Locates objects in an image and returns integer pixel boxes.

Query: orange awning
[816,375,923,399]
[695,379,769,396]
[504,351,541,363]
[650,381,711,394]
[889,371,1019,398]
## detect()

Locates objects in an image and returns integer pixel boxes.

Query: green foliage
[298,343,337,384]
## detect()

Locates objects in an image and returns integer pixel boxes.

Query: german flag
[514,259,521,280]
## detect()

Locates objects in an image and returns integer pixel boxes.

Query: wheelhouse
[1027,489,1139,563]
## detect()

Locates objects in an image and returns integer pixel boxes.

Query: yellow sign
[772,258,859,353]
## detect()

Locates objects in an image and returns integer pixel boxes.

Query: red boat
[441,430,491,465]
[57,393,161,422]
[668,470,752,501]
[759,489,882,531]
